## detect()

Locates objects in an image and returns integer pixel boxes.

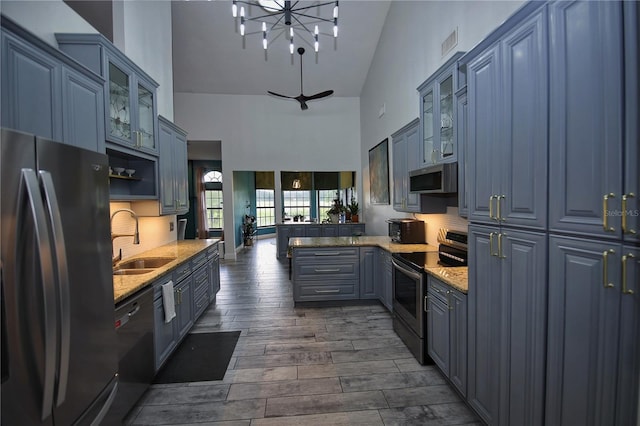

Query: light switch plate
[169,221,174,232]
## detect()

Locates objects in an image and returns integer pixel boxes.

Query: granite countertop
[289,236,437,253]
[289,236,468,293]
[424,266,468,294]
[112,239,220,304]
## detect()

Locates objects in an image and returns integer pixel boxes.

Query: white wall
[174,93,361,257]
[113,1,174,120]
[360,0,524,241]
[0,0,97,43]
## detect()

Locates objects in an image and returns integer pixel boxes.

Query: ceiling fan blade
[267,91,295,99]
[294,96,309,110]
[303,90,334,101]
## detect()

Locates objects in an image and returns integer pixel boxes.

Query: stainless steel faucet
[110,208,140,265]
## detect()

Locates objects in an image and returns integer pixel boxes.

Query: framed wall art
[368,138,390,204]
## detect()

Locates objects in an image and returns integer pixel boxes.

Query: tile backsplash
[415,207,469,246]
[110,202,176,260]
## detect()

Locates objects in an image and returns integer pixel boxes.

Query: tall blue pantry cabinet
[461,1,639,425]
[544,1,639,425]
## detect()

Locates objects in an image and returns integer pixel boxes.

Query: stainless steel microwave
[409,163,457,194]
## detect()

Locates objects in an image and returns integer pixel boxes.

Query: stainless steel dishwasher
[105,286,155,424]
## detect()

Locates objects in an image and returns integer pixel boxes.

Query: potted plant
[327,197,344,224]
[242,214,256,246]
[348,197,359,223]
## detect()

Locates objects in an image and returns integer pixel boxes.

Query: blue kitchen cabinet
[56,33,159,156]
[61,67,105,152]
[455,86,468,217]
[392,119,420,212]
[468,224,547,425]
[546,236,639,425]
[467,5,548,230]
[175,274,193,340]
[1,17,105,152]
[208,244,220,303]
[376,249,393,312]
[1,27,62,141]
[158,116,188,215]
[623,0,639,244]
[417,52,464,167]
[548,0,626,240]
[292,247,360,302]
[306,225,323,237]
[427,276,467,398]
[392,119,448,213]
[359,246,377,299]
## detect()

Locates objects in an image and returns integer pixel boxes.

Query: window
[255,189,275,227]
[204,171,223,229]
[317,190,336,220]
[283,190,311,219]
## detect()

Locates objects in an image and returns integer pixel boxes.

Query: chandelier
[231,0,339,55]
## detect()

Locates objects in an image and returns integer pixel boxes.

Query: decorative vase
[329,213,340,224]
[351,214,359,223]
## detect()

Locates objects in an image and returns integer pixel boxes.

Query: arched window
[204,170,223,229]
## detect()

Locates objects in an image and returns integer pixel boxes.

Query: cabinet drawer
[194,288,209,318]
[295,247,359,261]
[297,282,357,301]
[295,262,358,281]
[428,277,450,303]
[206,245,219,258]
[174,262,191,283]
[192,265,209,297]
[191,252,208,271]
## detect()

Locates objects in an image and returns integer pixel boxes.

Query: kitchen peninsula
[276,222,366,259]
[289,236,468,305]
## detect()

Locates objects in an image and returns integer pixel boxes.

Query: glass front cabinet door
[418,52,464,167]
[106,56,157,154]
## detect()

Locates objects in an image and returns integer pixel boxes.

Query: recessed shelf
[109,174,141,181]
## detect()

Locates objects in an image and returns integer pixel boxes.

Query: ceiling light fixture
[231,0,339,56]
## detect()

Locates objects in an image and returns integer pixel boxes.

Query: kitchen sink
[113,269,156,276]
[115,257,176,270]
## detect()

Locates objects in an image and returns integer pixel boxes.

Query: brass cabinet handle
[603,193,616,232]
[498,195,505,221]
[622,193,637,235]
[602,249,615,288]
[498,233,506,259]
[489,232,496,257]
[489,195,496,220]
[622,253,636,295]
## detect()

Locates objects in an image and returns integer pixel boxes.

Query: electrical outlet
[169,221,174,232]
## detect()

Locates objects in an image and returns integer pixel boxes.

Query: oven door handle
[391,259,424,281]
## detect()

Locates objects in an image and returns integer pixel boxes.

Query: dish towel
[162,281,176,323]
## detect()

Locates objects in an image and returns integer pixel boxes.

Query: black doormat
[153,331,241,384]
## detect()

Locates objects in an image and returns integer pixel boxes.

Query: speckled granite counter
[289,236,468,293]
[288,236,438,253]
[112,239,220,304]
[424,266,468,293]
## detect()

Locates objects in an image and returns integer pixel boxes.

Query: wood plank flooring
[125,237,479,425]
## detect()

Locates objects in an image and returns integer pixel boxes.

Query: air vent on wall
[442,28,458,57]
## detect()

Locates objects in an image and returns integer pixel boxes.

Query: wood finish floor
[125,237,479,425]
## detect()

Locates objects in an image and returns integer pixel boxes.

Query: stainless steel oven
[391,229,468,365]
[392,254,430,364]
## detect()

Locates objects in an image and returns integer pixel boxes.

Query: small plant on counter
[327,197,345,223]
[348,197,359,223]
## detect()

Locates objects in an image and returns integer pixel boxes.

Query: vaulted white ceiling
[170,1,391,98]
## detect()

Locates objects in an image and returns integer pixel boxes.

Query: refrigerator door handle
[19,169,58,421]
[39,170,70,406]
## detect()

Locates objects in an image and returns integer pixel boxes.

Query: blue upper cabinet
[1,28,62,141]
[1,17,105,152]
[455,86,468,217]
[56,33,159,157]
[466,5,548,230]
[548,0,625,239]
[417,52,464,167]
[623,0,639,243]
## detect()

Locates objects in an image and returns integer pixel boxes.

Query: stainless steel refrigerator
[1,128,118,425]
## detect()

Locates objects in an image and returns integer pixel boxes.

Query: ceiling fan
[268,47,334,111]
